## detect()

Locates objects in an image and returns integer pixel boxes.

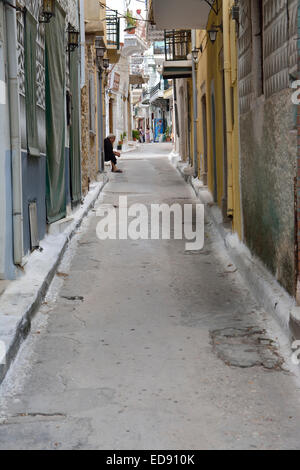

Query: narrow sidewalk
[0,176,108,384]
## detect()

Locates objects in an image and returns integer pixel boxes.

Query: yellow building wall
[188,79,194,166]
[206,4,225,208]
[228,2,242,238]
[195,30,208,183]
[195,0,242,239]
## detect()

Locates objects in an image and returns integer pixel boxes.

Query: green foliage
[125,9,137,28]
[132,130,139,140]
[164,125,171,137]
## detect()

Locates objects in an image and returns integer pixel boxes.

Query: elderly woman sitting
[104,134,122,173]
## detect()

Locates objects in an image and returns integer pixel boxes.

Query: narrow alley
[0,144,300,450]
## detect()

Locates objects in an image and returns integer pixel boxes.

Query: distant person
[104,134,122,173]
[139,127,145,143]
[145,127,151,143]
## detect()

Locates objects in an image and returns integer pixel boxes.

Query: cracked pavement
[0,144,300,449]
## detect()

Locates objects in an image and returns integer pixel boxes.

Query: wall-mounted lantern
[231,0,239,23]
[95,36,106,67]
[192,46,203,62]
[102,58,110,70]
[39,0,55,23]
[207,24,222,44]
[67,24,80,52]
[232,5,239,22]
[95,36,109,70]
[207,29,218,43]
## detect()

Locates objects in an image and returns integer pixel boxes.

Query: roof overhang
[162,60,193,79]
[152,0,211,29]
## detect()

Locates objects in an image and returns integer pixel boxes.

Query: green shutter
[45,3,66,223]
[24,10,39,157]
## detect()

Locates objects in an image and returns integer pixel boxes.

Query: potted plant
[164,125,171,142]
[124,9,137,34]
[117,133,123,150]
[132,130,139,141]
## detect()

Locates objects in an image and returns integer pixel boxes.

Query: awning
[162,60,192,79]
[152,0,211,30]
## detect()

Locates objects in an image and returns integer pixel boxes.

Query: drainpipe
[192,30,198,178]
[223,0,234,217]
[79,0,85,89]
[6,0,23,265]
[97,67,104,174]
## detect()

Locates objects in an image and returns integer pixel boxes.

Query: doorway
[201,95,208,185]
[211,91,218,202]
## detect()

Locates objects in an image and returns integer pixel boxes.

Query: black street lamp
[192,45,203,62]
[207,29,218,44]
[39,0,55,23]
[192,49,198,62]
[102,58,110,70]
[95,36,106,68]
[67,24,80,52]
[207,24,223,44]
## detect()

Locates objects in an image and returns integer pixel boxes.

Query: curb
[0,175,109,385]
[175,162,295,339]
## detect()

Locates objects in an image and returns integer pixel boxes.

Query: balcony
[123,18,148,57]
[106,9,120,49]
[162,30,192,79]
[149,80,169,107]
[141,90,150,105]
[150,82,163,100]
[106,8,120,64]
[164,30,191,62]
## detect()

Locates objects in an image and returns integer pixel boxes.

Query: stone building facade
[0,0,82,280]
[238,0,298,295]
[295,1,300,303]
[81,37,98,195]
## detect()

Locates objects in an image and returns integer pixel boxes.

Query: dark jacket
[104,138,115,162]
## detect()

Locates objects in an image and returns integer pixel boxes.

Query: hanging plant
[124,9,137,31]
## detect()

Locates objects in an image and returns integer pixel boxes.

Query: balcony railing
[164,30,191,61]
[106,9,120,49]
[141,90,150,104]
[150,82,162,99]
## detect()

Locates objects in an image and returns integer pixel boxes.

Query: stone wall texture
[239,0,298,295]
[296,0,300,299]
[81,41,98,195]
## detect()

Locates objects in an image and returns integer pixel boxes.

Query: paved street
[0,144,300,450]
